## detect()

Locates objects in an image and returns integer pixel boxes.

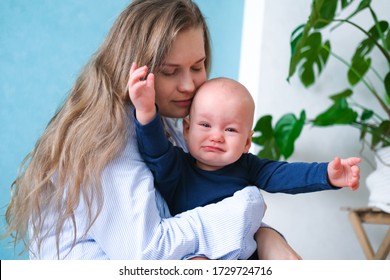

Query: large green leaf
[252,115,281,160]
[370,21,389,43]
[288,25,306,80]
[312,0,338,29]
[347,21,388,85]
[252,112,305,160]
[252,115,273,145]
[257,139,281,161]
[296,32,331,87]
[313,98,358,126]
[288,0,333,83]
[274,111,306,159]
[352,21,389,59]
[348,56,371,85]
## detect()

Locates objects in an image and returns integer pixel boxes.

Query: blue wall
[0,0,243,259]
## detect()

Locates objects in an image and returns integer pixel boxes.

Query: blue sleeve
[133,109,183,208]
[245,154,335,194]
[133,109,170,158]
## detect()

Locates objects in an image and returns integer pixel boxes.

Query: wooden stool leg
[374,229,390,260]
[348,211,374,259]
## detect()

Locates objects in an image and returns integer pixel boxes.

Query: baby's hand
[327,157,361,191]
[128,63,156,124]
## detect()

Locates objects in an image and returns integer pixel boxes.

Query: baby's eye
[226,128,238,133]
[199,123,211,128]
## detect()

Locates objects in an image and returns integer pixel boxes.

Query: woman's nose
[178,72,196,93]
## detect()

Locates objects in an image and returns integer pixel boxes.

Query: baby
[129,65,361,259]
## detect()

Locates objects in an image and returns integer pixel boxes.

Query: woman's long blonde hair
[5,0,211,257]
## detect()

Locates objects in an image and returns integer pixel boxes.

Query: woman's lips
[174,99,192,107]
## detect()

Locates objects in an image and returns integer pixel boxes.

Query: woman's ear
[183,117,190,142]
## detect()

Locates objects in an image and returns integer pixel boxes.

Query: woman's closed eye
[191,59,205,72]
[161,69,177,76]
[191,65,204,72]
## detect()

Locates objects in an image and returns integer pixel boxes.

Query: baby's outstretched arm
[128,63,156,124]
[327,157,361,191]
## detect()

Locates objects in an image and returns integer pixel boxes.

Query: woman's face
[154,27,207,118]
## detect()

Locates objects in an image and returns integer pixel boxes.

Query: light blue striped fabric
[30,107,265,259]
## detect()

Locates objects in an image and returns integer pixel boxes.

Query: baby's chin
[195,158,230,172]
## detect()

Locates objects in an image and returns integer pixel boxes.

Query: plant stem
[333,19,390,64]
[350,101,385,122]
[323,44,390,118]
[352,121,390,143]
[369,7,389,53]
[370,66,385,86]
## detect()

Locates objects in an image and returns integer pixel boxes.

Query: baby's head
[184,77,255,171]
[191,77,255,130]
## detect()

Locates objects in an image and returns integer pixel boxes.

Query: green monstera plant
[252,0,390,161]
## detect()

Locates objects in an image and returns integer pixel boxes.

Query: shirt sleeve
[88,117,263,260]
[245,154,334,194]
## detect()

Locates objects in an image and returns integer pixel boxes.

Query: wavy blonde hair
[5,0,211,257]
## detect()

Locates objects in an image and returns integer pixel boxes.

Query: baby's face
[183,80,254,171]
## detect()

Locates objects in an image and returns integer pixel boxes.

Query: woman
[5,0,300,259]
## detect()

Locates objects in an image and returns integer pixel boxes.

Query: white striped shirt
[30,107,265,259]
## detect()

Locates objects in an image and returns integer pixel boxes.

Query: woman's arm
[256,227,302,260]
[93,166,263,259]
[134,110,184,209]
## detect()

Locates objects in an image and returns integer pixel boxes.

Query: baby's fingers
[128,64,148,85]
[129,62,137,75]
[349,165,360,191]
[346,157,361,166]
[146,73,155,87]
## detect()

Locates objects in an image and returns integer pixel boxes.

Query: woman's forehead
[164,27,205,64]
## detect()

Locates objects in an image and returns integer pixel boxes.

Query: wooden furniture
[344,207,390,260]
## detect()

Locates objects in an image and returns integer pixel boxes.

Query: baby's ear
[244,130,254,153]
[183,117,190,140]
